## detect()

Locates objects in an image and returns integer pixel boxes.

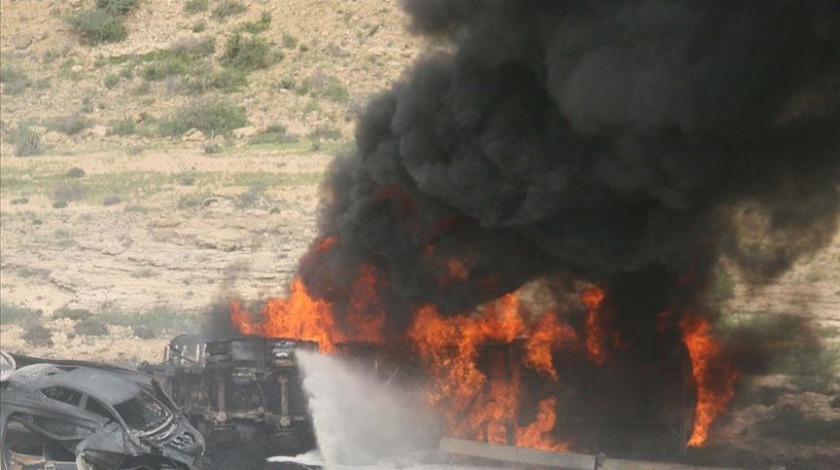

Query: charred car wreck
[141,335,317,456]
[0,352,204,470]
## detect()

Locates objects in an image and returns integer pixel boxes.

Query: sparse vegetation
[66,9,129,45]
[110,117,138,136]
[45,113,93,135]
[98,306,198,333]
[74,318,109,336]
[248,123,298,145]
[220,33,278,71]
[282,33,298,49]
[212,0,246,19]
[65,167,86,178]
[184,0,209,14]
[54,307,93,322]
[131,267,158,278]
[296,72,350,103]
[0,65,31,95]
[157,99,248,136]
[11,127,44,156]
[0,303,41,325]
[22,324,53,347]
[51,182,87,202]
[95,0,140,16]
[236,11,272,34]
[308,123,342,141]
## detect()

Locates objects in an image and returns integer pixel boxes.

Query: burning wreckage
[139,335,317,455]
[0,351,204,470]
[0,336,321,470]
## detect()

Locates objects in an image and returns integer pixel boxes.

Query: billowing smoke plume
[301,0,839,329]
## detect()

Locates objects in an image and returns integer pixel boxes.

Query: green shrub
[141,54,194,81]
[110,117,137,136]
[158,99,248,136]
[22,324,53,347]
[192,21,207,33]
[1,303,41,325]
[282,33,298,49]
[12,127,44,156]
[248,123,298,145]
[182,68,247,94]
[236,11,271,34]
[65,167,86,178]
[51,182,87,202]
[297,72,349,103]
[0,65,30,95]
[95,0,140,15]
[45,113,93,135]
[54,307,93,321]
[34,78,52,90]
[103,73,120,88]
[212,0,246,19]
[184,0,209,14]
[66,9,128,44]
[172,36,216,56]
[220,33,277,71]
[308,123,342,141]
[74,318,109,337]
[99,306,197,333]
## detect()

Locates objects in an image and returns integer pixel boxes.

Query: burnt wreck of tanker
[140,335,318,456]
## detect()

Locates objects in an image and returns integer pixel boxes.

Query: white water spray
[294,351,441,469]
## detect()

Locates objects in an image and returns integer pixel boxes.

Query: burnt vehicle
[142,335,318,456]
[0,353,204,470]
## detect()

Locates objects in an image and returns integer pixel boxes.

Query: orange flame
[231,277,343,352]
[230,263,386,352]
[524,311,577,380]
[345,264,387,344]
[515,397,569,451]
[581,286,607,366]
[680,314,737,447]
[408,294,573,450]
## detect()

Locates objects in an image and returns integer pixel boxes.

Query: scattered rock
[71,65,84,74]
[43,131,63,143]
[181,128,206,142]
[232,125,266,139]
[13,35,32,50]
[89,124,109,137]
[150,218,182,228]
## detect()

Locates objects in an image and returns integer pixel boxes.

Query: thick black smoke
[301,0,839,328]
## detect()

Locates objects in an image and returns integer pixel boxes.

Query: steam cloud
[301,0,839,329]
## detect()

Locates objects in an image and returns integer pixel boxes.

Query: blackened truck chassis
[142,335,317,455]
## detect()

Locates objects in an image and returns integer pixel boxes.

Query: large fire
[231,239,386,352]
[407,294,573,451]
[680,314,738,447]
[232,244,738,452]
